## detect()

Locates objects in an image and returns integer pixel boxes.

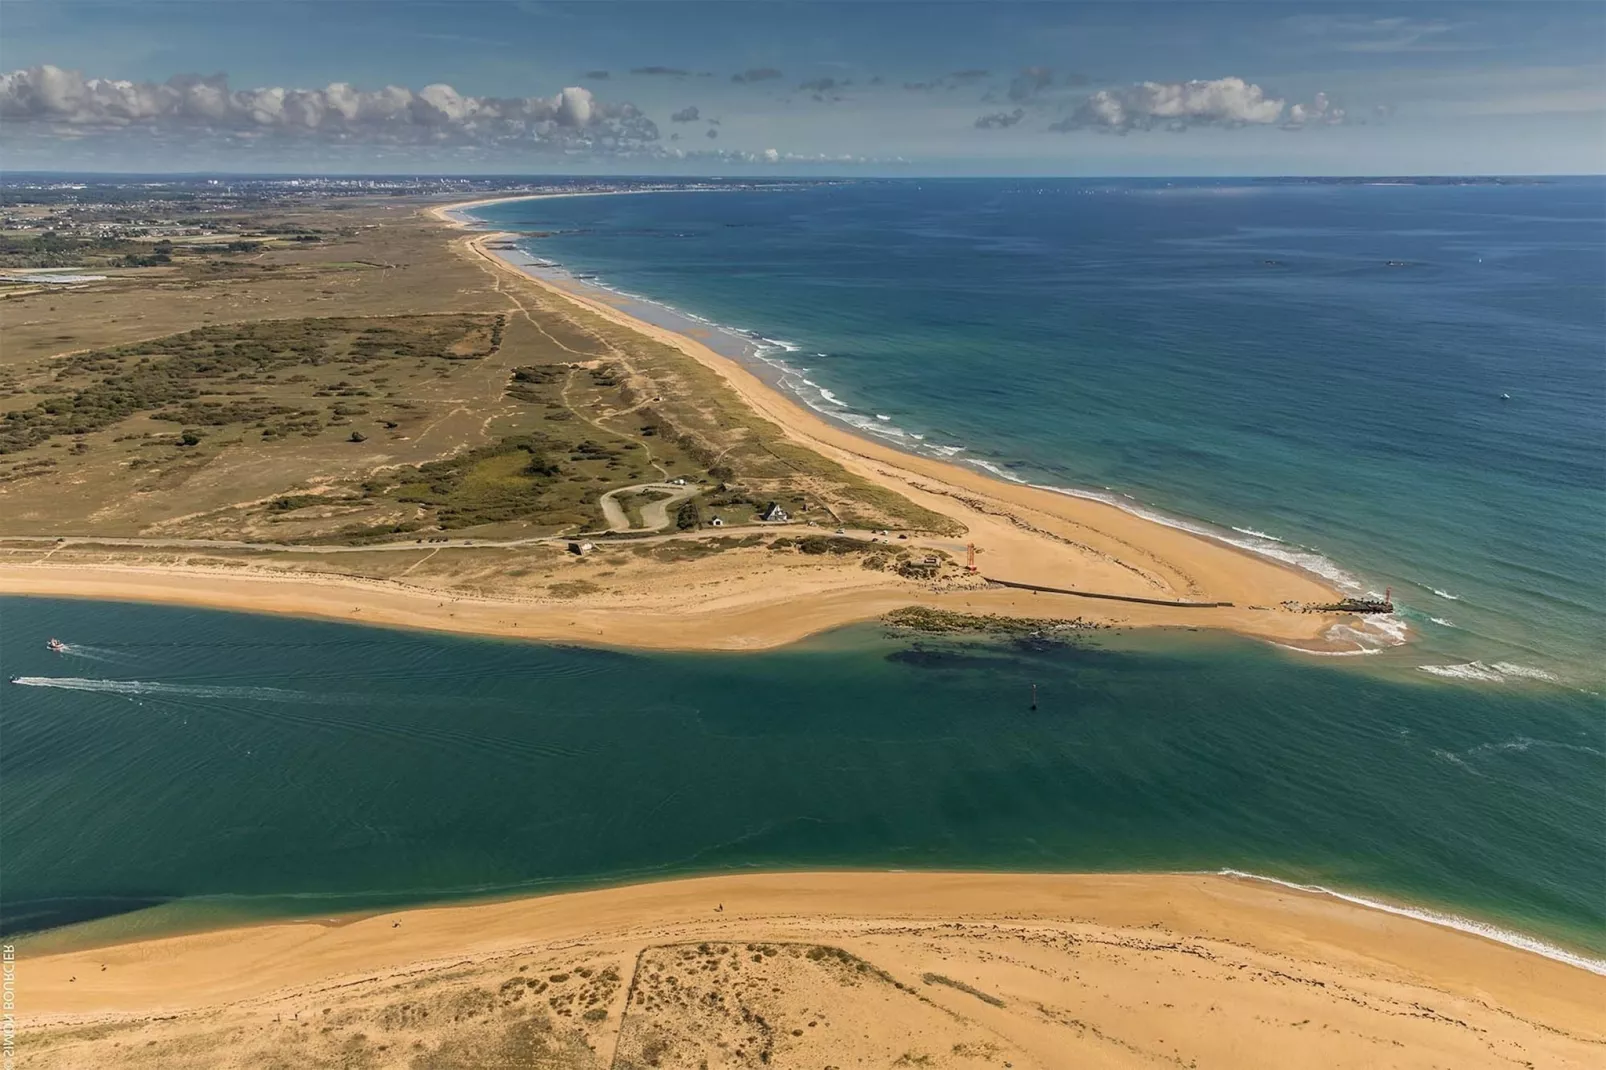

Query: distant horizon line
[2,170,1602,181]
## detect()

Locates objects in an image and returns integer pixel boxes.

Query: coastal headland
[0,185,1366,652]
[15,871,1603,1069]
[3,185,1598,1070]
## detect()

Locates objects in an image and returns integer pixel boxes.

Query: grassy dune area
[0,197,970,613]
[1,193,1354,650]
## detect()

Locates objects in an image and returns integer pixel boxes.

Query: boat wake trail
[10,677,340,703]
[56,643,127,663]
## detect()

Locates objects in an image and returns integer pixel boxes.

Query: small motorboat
[1500,393,1512,401]
[46,638,66,653]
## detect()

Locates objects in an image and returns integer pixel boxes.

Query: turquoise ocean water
[2,597,1601,965]
[1,180,1601,965]
[474,178,1605,685]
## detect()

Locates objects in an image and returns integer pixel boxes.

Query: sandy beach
[0,550,1345,651]
[425,196,1361,647]
[0,193,1370,655]
[16,871,1603,1068]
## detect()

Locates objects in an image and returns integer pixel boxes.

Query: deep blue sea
[473,178,1606,686]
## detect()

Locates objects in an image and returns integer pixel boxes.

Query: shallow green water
[2,597,1600,961]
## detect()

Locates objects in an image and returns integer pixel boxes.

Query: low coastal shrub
[797,534,870,555]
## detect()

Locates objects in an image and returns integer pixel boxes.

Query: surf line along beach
[0,195,1362,655]
[15,873,1605,1067]
[419,194,1362,652]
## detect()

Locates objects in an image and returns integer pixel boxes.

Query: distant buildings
[759,502,789,523]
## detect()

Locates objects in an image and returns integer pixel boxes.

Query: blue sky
[1,1,1601,175]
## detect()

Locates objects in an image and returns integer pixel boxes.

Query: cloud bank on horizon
[0,63,1359,165]
[0,65,653,148]
[1049,77,1347,133]
[0,0,1600,174]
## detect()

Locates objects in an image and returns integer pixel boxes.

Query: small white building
[759,502,789,523]
[709,516,724,527]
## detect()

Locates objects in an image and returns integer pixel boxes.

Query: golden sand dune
[16,873,1602,1069]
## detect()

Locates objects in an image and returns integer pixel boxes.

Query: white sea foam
[1419,662,1506,682]
[1466,736,1605,759]
[1320,614,1411,653]
[1429,617,1457,628]
[1417,661,1560,684]
[1215,869,1606,976]
[490,236,1378,601]
[1431,588,1461,601]
[875,414,892,421]
[1270,642,1381,657]
[1231,526,1284,542]
[1490,662,1561,682]
[1432,748,1483,774]
[965,458,1029,484]
[1020,481,1368,594]
[1365,614,1410,645]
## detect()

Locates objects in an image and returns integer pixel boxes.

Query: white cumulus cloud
[1282,91,1347,129]
[1053,76,1344,133]
[0,65,655,151]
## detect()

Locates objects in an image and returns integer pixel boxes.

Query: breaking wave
[1416,662,1560,684]
[1270,643,1381,657]
[1317,613,1411,653]
[486,234,1376,602]
[1216,869,1606,976]
[1232,526,1284,542]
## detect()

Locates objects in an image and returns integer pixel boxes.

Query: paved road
[597,482,701,533]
